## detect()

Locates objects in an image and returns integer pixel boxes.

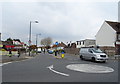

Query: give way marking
[47,65,70,77]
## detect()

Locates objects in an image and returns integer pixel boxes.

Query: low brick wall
[64,48,80,55]
[99,46,115,56]
[65,47,115,56]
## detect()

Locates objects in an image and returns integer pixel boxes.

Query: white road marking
[47,65,69,77]
[66,64,114,73]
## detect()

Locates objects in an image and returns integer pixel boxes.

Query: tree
[6,38,13,42]
[13,39,21,42]
[29,45,37,50]
[6,38,13,45]
[41,37,52,48]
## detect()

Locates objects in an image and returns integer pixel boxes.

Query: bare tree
[41,37,52,47]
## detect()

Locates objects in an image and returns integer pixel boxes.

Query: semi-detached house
[96,21,120,55]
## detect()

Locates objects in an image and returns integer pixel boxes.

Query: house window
[118,34,120,40]
[76,41,78,45]
[83,41,84,45]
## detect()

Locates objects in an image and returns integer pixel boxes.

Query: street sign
[55,41,59,45]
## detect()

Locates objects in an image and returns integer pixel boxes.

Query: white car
[37,48,42,53]
[48,49,55,54]
[79,47,108,63]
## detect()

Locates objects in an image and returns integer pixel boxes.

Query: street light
[29,20,39,56]
[36,34,41,47]
[36,34,41,54]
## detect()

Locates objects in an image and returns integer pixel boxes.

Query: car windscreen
[91,48,103,53]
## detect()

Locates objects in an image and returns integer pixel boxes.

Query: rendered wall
[96,21,116,47]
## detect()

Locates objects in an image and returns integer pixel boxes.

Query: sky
[0,0,119,46]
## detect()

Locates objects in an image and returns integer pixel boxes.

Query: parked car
[48,49,54,54]
[37,48,42,53]
[79,47,108,63]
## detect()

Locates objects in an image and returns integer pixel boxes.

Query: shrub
[0,49,6,51]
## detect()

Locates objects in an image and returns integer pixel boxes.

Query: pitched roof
[105,21,120,32]
[52,42,67,48]
[57,42,67,47]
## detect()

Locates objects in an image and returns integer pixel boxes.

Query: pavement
[0,53,37,63]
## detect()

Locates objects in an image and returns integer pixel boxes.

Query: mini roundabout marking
[66,64,114,73]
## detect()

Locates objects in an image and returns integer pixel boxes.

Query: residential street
[2,53,118,82]
[1,1,120,84]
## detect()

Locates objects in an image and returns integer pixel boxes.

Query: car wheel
[91,57,95,62]
[80,55,84,60]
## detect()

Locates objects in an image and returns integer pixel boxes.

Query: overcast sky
[0,0,119,45]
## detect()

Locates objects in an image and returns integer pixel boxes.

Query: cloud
[0,3,2,32]
[0,0,119,2]
[2,2,118,45]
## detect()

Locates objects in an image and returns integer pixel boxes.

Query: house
[2,38,27,52]
[76,39,96,48]
[57,42,67,48]
[64,42,80,55]
[66,42,76,48]
[70,43,76,48]
[0,33,1,41]
[52,42,67,50]
[118,2,120,54]
[96,21,120,55]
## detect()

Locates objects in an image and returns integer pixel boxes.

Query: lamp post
[29,20,39,56]
[36,34,41,54]
[36,34,41,48]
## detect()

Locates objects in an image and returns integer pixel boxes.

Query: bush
[0,49,6,51]
[11,49,17,51]
[31,50,36,53]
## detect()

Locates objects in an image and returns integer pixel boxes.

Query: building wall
[76,39,96,48]
[64,48,80,55]
[118,1,120,22]
[96,21,116,47]
[85,39,96,47]
[99,46,115,56]
[0,33,1,41]
[76,41,85,48]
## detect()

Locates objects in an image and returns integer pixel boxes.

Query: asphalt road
[2,53,119,82]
